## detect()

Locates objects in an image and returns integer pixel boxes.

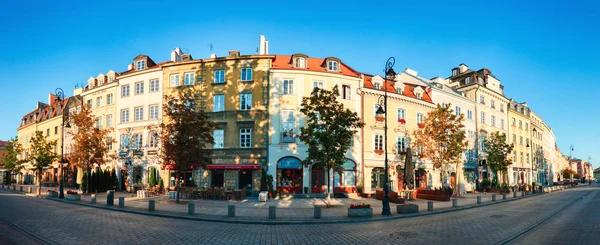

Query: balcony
[281,130,296,143]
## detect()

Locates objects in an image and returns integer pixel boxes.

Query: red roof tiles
[363,75,433,103]
[271,55,360,78]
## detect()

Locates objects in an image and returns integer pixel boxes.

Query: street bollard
[91,194,96,204]
[452,198,458,208]
[503,193,507,200]
[492,194,497,201]
[477,196,482,204]
[118,197,125,208]
[427,201,434,211]
[521,191,525,197]
[513,191,517,198]
[314,205,322,219]
[228,205,235,217]
[106,190,115,206]
[269,206,276,219]
[19,186,23,192]
[188,203,195,215]
[149,200,155,211]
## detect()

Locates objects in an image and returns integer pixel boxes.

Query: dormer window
[137,60,146,70]
[294,57,306,68]
[396,88,403,94]
[416,93,422,99]
[465,77,470,84]
[98,78,104,86]
[109,76,114,83]
[374,83,381,90]
[327,61,339,71]
[452,68,458,76]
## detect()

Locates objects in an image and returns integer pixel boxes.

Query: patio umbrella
[404,147,414,190]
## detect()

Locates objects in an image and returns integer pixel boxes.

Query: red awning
[206,164,260,170]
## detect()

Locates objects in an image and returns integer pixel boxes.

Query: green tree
[1,137,25,184]
[299,86,364,202]
[161,88,215,203]
[483,132,514,184]
[149,167,156,186]
[29,131,58,196]
[413,104,468,192]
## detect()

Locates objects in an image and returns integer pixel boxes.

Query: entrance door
[312,167,325,193]
[211,170,224,187]
[238,170,252,189]
[450,172,456,188]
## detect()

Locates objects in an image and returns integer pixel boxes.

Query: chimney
[265,40,269,54]
[259,35,269,55]
[49,93,58,105]
[210,53,217,59]
[127,63,133,70]
[73,86,83,96]
[459,63,468,73]
[181,54,193,61]
[171,47,183,62]
[404,68,418,77]
[229,50,240,57]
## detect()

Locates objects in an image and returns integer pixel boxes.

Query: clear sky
[1,0,598,168]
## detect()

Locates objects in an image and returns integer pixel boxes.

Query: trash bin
[106,190,115,206]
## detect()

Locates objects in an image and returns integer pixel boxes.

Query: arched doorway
[277,157,303,194]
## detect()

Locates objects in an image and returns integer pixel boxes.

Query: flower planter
[417,123,425,128]
[348,208,373,217]
[66,194,81,201]
[375,116,385,122]
[46,192,58,198]
[416,189,451,201]
[397,119,406,124]
[374,149,384,155]
[397,204,419,214]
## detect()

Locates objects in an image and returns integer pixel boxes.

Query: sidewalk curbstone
[188,203,195,215]
[149,200,155,211]
[228,205,235,217]
[269,206,276,219]
[477,196,482,204]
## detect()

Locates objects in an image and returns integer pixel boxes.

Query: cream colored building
[268,54,363,194]
[507,100,532,185]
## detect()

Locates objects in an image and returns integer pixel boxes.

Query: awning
[206,164,260,170]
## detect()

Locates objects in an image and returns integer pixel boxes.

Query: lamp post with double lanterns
[55,88,71,199]
[375,57,397,216]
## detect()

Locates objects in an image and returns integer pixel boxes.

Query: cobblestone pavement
[0,185,595,245]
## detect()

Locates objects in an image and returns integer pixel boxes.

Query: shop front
[415,169,427,189]
[205,164,260,190]
[333,160,357,193]
[277,157,303,194]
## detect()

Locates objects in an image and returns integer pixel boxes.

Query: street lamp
[375,57,396,216]
[569,145,574,184]
[55,88,71,199]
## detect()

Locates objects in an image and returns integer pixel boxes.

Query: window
[54,126,58,134]
[96,97,103,107]
[134,134,143,149]
[526,153,530,164]
[184,72,195,85]
[500,119,504,130]
[150,79,159,92]
[374,135,383,151]
[135,82,144,95]
[213,95,224,112]
[512,134,516,144]
[149,133,159,148]
[120,134,130,149]
[121,109,129,123]
[96,117,103,129]
[500,105,504,112]
[213,130,224,148]
[513,152,517,162]
[441,103,446,108]
[467,110,473,120]
[397,108,405,120]
[149,105,159,120]
[283,80,294,95]
[480,95,485,104]
[452,69,458,76]
[491,99,495,109]
[455,106,461,116]
[396,87,403,94]
[240,93,252,110]
[294,57,306,68]
[512,118,516,126]
[396,137,406,153]
[519,120,522,129]
[416,93,422,99]
[313,81,324,90]
[170,74,180,87]
[374,83,381,90]
[241,68,253,81]
[121,85,130,97]
[214,70,225,83]
[46,129,50,136]
[240,128,252,148]
[281,110,295,142]
[107,114,113,127]
[106,137,113,151]
[342,85,351,100]
[107,94,113,105]
[109,77,114,83]
[480,111,486,124]
[87,99,93,108]
[491,115,496,127]
[136,60,145,70]
[520,152,523,164]
[479,136,486,151]
[465,77,470,84]
[135,107,144,121]
[520,136,523,145]
[525,123,529,131]
[327,61,339,71]
[416,113,423,124]
[526,138,529,146]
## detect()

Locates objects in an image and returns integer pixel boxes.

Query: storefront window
[277,157,303,193]
[371,167,385,189]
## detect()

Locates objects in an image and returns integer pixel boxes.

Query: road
[0,185,597,245]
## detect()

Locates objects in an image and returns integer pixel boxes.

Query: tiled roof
[363,75,433,103]
[0,140,8,148]
[271,55,360,78]
[117,61,171,77]
[19,98,68,128]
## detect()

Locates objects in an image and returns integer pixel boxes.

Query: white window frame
[136,60,145,70]
[96,117,103,129]
[416,113,423,124]
[374,134,383,151]
[106,114,113,127]
[396,137,406,153]
[170,74,180,87]
[465,77,470,84]
[480,95,485,104]
[134,134,143,149]
[240,128,252,148]
[149,133,159,148]
[121,109,129,123]
[240,93,252,110]
[121,85,130,97]
[327,61,339,71]
[374,83,381,90]
[241,68,253,81]
[107,94,113,105]
[294,57,306,68]
[455,106,461,116]
[281,110,295,143]
[480,111,486,124]
[313,80,324,90]
[134,107,144,121]
[397,108,406,120]
[149,105,159,120]
[96,97,102,108]
[500,119,504,130]
[283,79,294,95]
[213,95,224,112]
[135,81,144,95]
[150,79,160,92]
[213,129,224,149]
[342,85,352,100]
[491,115,496,127]
[467,110,473,120]
[214,70,225,83]
[184,72,195,85]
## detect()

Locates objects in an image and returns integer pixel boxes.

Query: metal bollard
[106,190,115,205]
[188,203,195,215]
[513,191,517,198]
[149,200,155,211]
[314,205,322,219]
[427,201,434,211]
[492,194,497,201]
[269,206,276,219]
[19,186,23,192]
[91,194,97,204]
[477,196,482,204]
[521,191,525,197]
[228,205,235,217]
[452,198,458,208]
[12,185,16,191]
[503,193,507,200]
[118,197,125,208]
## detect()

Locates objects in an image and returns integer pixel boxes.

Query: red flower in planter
[417,123,425,128]
[374,149,384,155]
[67,190,78,195]
[375,116,385,122]
[398,118,406,124]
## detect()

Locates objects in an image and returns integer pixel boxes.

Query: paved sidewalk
[0,183,573,223]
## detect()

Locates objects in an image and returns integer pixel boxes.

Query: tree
[29,131,58,196]
[413,104,468,192]
[483,132,514,184]
[299,86,364,203]
[67,104,114,194]
[149,167,156,186]
[161,88,215,203]
[1,137,24,184]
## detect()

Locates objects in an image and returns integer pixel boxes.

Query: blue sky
[1,0,598,168]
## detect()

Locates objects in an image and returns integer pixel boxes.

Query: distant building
[0,140,8,184]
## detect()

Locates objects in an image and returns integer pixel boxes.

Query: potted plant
[46,189,58,198]
[374,149,384,155]
[417,123,425,128]
[397,118,406,124]
[348,203,373,217]
[356,184,363,194]
[375,116,385,122]
[397,203,419,214]
[66,190,81,201]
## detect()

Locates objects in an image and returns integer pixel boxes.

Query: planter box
[46,192,58,197]
[348,208,373,217]
[375,190,405,203]
[416,190,451,201]
[66,194,81,201]
[397,204,419,214]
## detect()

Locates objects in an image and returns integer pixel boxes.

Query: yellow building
[507,100,532,185]
[162,50,273,193]
[361,74,435,193]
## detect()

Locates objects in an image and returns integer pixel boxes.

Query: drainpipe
[265,59,271,192]
[360,75,365,196]
[474,84,481,190]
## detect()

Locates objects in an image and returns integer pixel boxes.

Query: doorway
[238,170,252,189]
[211,170,224,187]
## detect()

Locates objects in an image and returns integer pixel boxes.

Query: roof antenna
[209,43,213,53]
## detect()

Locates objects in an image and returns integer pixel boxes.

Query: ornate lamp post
[375,57,396,216]
[55,88,71,199]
